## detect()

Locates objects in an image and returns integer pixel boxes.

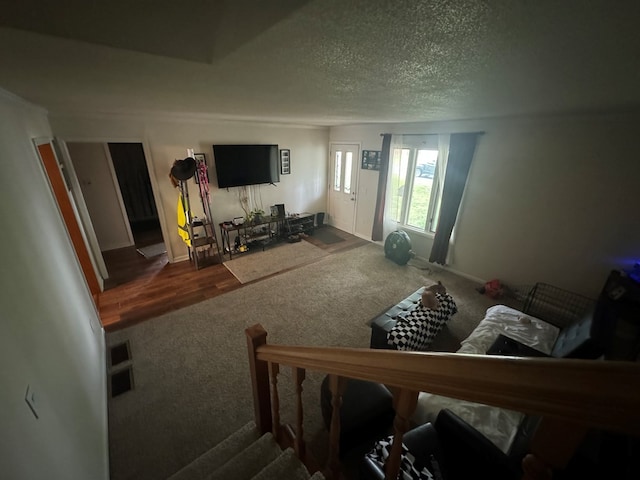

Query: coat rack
[173,155,221,269]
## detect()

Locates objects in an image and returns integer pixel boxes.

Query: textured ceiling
[1,0,639,126]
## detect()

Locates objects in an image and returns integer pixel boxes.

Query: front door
[328,144,359,233]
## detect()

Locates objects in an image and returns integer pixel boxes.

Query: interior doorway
[108,143,163,250]
[66,141,166,289]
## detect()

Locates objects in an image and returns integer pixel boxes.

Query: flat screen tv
[213,144,280,188]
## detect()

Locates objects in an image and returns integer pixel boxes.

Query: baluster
[385,388,418,480]
[522,417,588,480]
[293,366,306,458]
[269,362,281,440]
[327,375,347,479]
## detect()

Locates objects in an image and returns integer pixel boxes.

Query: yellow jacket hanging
[177,193,191,247]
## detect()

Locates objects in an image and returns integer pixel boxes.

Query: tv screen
[213,144,280,188]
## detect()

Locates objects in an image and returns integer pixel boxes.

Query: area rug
[312,228,345,244]
[223,240,329,283]
[136,242,166,258]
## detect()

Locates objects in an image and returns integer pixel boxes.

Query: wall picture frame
[193,153,208,184]
[280,149,291,175]
[361,150,381,171]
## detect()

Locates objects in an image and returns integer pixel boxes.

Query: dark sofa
[361,408,524,480]
[369,283,612,360]
[353,282,618,479]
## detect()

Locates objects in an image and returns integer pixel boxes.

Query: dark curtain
[429,133,479,264]
[371,134,392,241]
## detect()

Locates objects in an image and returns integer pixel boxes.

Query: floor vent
[110,341,131,367]
[110,366,134,397]
[109,341,133,397]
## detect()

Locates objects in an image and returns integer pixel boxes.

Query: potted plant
[251,208,265,224]
[245,208,265,224]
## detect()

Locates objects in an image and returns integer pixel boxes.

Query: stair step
[251,448,311,480]
[207,432,281,480]
[168,422,326,480]
[168,422,259,480]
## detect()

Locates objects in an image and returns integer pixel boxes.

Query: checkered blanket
[366,435,441,480]
[387,293,457,351]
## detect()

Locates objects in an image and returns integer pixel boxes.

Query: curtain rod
[379,131,485,136]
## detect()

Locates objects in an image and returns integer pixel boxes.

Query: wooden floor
[98,226,369,332]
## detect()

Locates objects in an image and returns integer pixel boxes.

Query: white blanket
[412,305,559,453]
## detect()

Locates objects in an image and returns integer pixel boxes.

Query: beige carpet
[106,242,521,480]
[223,240,329,283]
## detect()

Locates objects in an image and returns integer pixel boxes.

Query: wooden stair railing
[246,324,640,480]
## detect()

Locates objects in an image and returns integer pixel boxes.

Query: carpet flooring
[106,242,519,480]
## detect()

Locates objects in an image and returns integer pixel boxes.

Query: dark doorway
[101,143,167,291]
[108,143,163,248]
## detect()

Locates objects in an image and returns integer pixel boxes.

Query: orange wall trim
[37,142,101,298]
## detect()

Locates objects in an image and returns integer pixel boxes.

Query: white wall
[50,114,329,261]
[0,91,108,479]
[67,142,133,251]
[330,113,640,297]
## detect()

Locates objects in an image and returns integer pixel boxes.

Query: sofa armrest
[360,456,386,480]
[369,315,397,349]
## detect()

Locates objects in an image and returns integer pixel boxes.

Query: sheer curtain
[381,134,404,242]
[372,134,406,241]
[373,133,446,242]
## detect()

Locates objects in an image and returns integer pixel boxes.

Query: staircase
[168,421,325,480]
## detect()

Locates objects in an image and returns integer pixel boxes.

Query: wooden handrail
[254,343,640,436]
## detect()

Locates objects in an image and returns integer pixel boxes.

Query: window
[333,150,353,194]
[344,151,353,194]
[333,151,342,191]
[388,136,444,234]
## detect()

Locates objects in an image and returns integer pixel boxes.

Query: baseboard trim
[411,254,486,285]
